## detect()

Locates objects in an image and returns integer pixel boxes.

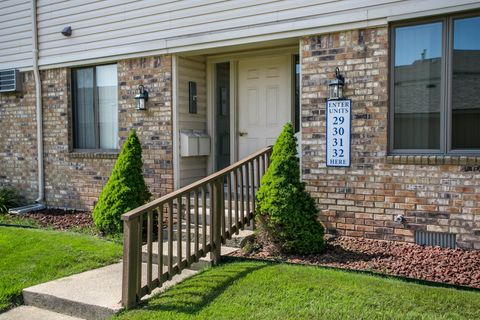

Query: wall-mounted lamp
[135,85,149,110]
[61,26,72,37]
[328,67,345,100]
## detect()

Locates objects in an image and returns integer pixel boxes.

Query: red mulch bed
[231,236,480,289]
[23,208,94,231]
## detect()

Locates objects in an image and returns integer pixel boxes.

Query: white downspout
[32,0,44,203]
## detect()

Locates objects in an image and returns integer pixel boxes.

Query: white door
[238,55,292,159]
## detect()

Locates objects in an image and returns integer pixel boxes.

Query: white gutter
[32,0,44,203]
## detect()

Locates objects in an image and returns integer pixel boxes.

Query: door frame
[206,46,298,174]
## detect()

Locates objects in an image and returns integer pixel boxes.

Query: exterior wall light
[135,85,148,110]
[329,67,345,100]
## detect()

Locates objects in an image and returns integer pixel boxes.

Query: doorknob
[239,131,248,137]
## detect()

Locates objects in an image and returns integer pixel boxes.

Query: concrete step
[22,262,198,320]
[142,240,239,270]
[225,229,255,248]
[0,306,84,320]
[162,222,254,248]
[184,208,253,227]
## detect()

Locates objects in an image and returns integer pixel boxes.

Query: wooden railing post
[122,218,139,308]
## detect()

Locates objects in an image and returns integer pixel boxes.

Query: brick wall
[0,71,38,201]
[0,55,173,209]
[301,27,480,249]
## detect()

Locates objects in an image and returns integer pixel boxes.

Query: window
[390,13,480,154]
[72,64,118,150]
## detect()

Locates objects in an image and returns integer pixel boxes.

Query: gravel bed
[232,236,480,289]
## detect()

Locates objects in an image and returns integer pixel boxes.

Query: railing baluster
[227,173,232,236]
[185,192,191,266]
[264,153,270,175]
[202,186,207,252]
[167,200,173,280]
[147,210,153,293]
[158,206,163,287]
[177,196,182,272]
[256,156,261,190]
[239,165,244,228]
[209,183,214,249]
[220,177,226,244]
[212,179,222,264]
[194,189,199,258]
[250,160,256,228]
[136,214,143,296]
[233,168,239,235]
[245,162,250,226]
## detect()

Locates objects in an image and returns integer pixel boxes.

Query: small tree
[256,123,325,254]
[93,129,151,235]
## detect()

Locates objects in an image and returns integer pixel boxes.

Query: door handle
[239,131,248,137]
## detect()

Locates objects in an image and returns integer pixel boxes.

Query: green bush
[0,187,23,214]
[256,123,325,254]
[92,130,151,234]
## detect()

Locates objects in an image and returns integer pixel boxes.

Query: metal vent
[415,231,456,249]
[0,69,21,92]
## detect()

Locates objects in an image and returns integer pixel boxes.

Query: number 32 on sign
[326,99,351,167]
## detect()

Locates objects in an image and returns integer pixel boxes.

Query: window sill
[386,155,480,166]
[69,151,119,159]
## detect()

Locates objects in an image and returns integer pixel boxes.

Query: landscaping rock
[24,208,94,231]
[232,236,480,289]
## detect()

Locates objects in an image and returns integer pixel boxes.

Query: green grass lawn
[0,226,122,313]
[117,260,480,320]
[0,214,40,228]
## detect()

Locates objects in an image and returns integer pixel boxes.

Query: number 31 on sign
[326,99,351,167]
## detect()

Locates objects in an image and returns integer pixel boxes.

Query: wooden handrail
[121,146,272,222]
[121,146,273,308]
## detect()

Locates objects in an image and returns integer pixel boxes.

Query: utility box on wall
[180,131,210,157]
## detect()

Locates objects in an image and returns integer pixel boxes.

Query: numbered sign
[326,99,351,167]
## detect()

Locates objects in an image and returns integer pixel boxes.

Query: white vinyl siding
[0,0,33,70]
[2,1,480,69]
[177,56,208,187]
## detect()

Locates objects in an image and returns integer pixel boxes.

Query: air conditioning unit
[0,69,22,93]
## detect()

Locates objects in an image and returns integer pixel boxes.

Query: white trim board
[172,54,180,190]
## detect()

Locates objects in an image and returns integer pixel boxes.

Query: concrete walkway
[0,225,249,319]
[1,262,198,320]
[0,306,83,320]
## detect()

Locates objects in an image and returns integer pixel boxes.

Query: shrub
[255,123,325,254]
[92,130,151,234]
[0,187,23,214]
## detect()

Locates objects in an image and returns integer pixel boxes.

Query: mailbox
[180,130,210,157]
[197,132,210,156]
[180,131,198,157]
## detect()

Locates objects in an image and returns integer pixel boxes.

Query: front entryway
[237,55,292,159]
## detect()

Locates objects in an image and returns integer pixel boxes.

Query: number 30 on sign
[326,99,351,167]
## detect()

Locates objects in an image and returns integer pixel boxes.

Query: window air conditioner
[0,69,21,92]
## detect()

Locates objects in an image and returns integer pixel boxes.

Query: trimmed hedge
[256,123,325,254]
[92,130,151,234]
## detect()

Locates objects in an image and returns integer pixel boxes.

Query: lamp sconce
[328,67,345,100]
[135,85,149,110]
